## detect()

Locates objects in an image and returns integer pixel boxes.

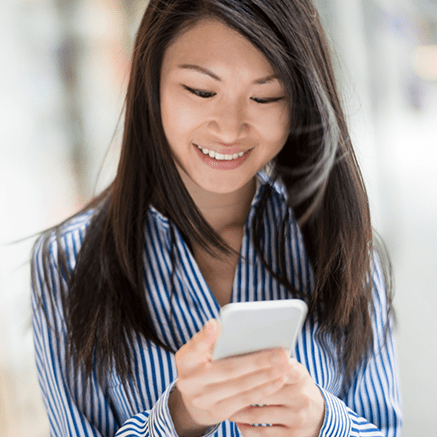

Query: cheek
[161,91,201,144]
[161,94,184,142]
[259,108,290,149]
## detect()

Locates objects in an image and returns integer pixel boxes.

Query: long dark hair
[33,0,393,391]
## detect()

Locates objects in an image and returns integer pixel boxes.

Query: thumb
[202,319,221,350]
[186,319,221,355]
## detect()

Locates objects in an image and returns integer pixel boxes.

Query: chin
[200,183,239,195]
[197,176,248,194]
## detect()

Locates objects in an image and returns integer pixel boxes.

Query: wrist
[168,385,213,437]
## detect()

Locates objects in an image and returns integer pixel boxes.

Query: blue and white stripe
[31,172,402,436]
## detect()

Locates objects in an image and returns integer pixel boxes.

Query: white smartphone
[212,299,308,361]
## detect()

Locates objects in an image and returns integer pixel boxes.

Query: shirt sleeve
[316,255,402,437]
[114,380,220,437]
[32,234,214,437]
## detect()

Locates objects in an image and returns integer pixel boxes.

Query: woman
[31,0,402,436]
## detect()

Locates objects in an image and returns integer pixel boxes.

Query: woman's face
[160,18,290,195]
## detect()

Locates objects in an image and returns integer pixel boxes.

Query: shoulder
[31,208,101,317]
[370,240,393,316]
[361,239,395,357]
[32,208,97,276]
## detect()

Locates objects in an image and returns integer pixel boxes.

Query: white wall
[316,1,437,435]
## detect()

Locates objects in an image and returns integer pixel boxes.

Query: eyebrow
[178,64,278,85]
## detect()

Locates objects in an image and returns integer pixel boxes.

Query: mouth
[194,144,252,161]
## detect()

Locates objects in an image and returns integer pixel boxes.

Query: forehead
[161,18,275,80]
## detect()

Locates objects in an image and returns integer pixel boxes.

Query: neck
[178,171,257,234]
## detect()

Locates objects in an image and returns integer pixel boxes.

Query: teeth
[196,145,247,161]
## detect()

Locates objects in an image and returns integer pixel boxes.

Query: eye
[251,97,285,104]
[183,85,216,99]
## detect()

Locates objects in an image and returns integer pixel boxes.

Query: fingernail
[206,319,215,334]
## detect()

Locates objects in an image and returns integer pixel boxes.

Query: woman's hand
[228,358,325,437]
[171,319,292,433]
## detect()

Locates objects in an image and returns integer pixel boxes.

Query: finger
[236,422,284,436]
[209,347,288,384]
[179,348,288,404]
[176,320,221,374]
[212,374,285,417]
[197,364,286,406]
[185,319,221,355]
[283,358,308,385]
[230,404,286,427]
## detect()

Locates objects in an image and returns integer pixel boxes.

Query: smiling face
[160,18,290,195]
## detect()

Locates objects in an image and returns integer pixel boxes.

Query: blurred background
[0,0,436,435]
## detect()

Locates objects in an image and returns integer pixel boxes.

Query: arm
[317,256,402,437]
[115,382,219,437]
[32,234,218,437]
[32,236,118,436]
[228,253,402,437]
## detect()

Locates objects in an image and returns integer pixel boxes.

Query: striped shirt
[31,172,402,437]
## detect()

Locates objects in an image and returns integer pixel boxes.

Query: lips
[194,144,252,160]
[194,144,245,161]
[193,143,252,170]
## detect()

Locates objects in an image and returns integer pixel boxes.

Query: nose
[208,97,249,142]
